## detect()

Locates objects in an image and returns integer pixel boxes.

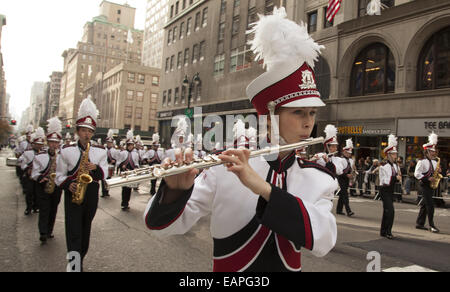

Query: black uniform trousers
[416,182,436,228]
[36,183,62,236]
[380,184,395,236]
[24,175,38,212]
[64,182,99,266]
[337,176,353,214]
[121,187,132,208]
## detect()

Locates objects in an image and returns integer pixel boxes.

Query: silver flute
[106,137,325,189]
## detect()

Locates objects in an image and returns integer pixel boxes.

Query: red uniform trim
[295,197,313,250]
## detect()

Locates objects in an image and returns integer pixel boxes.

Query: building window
[128,72,135,83]
[202,8,208,27]
[350,43,396,96]
[323,7,334,28]
[177,51,182,68]
[230,45,253,73]
[167,89,172,106]
[151,93,158,103]
[125,106,133,118]
[187,17,192,36]
[315,56,331,100]
[138,74,145,84]
[135,107,143,120]
[218,22,226,41]
[192,44,199,63]
[307,11,318,33]
[195,11,201,31]
[181,86,186,104]
[418,26,450,91]
[199,41,206,61]
[136,91,144,102]
[265,0,275,15]
[162,91,167,107]
[152,76,159,86]
[214,54,226,76]
[358,0,394,17]
[184,48,190,66]
[127,90,134,100]
[174,87,180,105]
[180,22,185,39]
[232,17,240,35]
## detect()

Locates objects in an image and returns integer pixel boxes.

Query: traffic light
[10,119,16,126]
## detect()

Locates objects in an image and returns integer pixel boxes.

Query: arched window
[418,26,450,90]
[315,56,330,100]
[350,43,395,96]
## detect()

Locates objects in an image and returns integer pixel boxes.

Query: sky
[1,0,148,124]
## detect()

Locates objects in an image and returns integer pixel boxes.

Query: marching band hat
[343,139,354,154]
[152,133,160,146]
[423,132,438,152]
[384,134,398,155]
[46,117,62,142]
[246,7,325,116]
[26,124,34,135]
[76,96,99,131]
[324,125,339,147]
[32,128,46,145]
[106,129,114,143]
[126,129,135,145]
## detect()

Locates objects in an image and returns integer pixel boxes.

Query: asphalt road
[1,149,449,272]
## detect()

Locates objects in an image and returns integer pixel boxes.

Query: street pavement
[1,149,449,272]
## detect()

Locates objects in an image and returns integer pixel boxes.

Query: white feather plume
[26,124,34,133]
[247,127,257,139]
[176,118,188,135]
[345,139,354,149]
[126,129,134,141]
[247,6,324,71]
[77,96,99,122]
[47,117,62,135]
[65,133,71,140]
[233,119,246,138]
[136,135,142,143]
[324,124,337,141]
[107,129,114,139]
[387,134,398,148]
[428,132,438,145]
[34,127,46,140]
[152,133,160,143]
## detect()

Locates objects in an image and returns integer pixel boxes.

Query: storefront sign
[398,118,450,137]
[338,126,392,136]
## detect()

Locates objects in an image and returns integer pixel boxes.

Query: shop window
[314,56,331,100]
[417,26,450,91]
[350,43,395,96]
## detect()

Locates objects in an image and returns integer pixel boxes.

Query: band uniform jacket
[414,159,438,188]
[315,154,344,176]
[55,142,108,190]
[379,162,400,187]
[117,150,140,188]
[21,149,38,172]
[31,150,58,183]
[144,153,338,272]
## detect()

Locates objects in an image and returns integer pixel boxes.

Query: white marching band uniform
[144,7,337,272]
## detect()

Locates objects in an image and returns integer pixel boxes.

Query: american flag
[326,0,342,23]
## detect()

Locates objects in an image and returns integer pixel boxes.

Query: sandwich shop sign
[398,118,450,137]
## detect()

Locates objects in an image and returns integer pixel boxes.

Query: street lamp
[182,73,201,114]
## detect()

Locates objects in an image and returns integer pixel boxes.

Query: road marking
[383,265,437,272]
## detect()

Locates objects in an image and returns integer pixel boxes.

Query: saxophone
[72,143,93,205]
[44,154,57,194]
[430,157,443,190]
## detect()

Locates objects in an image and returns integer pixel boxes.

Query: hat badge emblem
[85,117,92,124]
[299,70,317,90]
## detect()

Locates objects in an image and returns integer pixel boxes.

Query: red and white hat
[343,139,354,154]
[384,134,398,155]
[423,132,438,152]
[126,129,135,145]
[26,124,34,135]
[76,96,99,131]
[246,7,325,116]
[32,127,46,145]
[106,129,114,143]
[46,117,62,142]
[324,125,339,147]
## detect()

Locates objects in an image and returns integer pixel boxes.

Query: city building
[59,1,144,126]
[158,0,449,163]
[29,82,47,127]
[46,72,62,119]
[84,62,160,138]
[142,0,169,68]
[0,14,6,119]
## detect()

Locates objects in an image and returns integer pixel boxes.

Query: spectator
[405,160,416,195]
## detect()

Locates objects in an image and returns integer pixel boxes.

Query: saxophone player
[415,132,440,233]
[31,117,63,244]
[55,97,108,271]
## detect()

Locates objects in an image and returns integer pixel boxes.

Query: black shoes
[336,212,345,215]
[380,233,394,240]
[39,234,47,244]
[416,225,440,233]
[416,225,428,230]
[430,226,440,233]
[24,209,31,216]
[121,206,130,211]
[347,212,355,217]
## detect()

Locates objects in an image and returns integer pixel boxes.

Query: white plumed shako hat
[46,117,62,142]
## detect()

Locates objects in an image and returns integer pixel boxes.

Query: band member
[55,97,108,271]
[146,133,164,196]
[117,130,140,211]
[144,7,338,272]
[101,130,119,198]
[247,127,258,151]
[335,139,355,217]
[64,133,72,146]
[22,128,46,215]
[32,117,63,244]
[15,125,33,183]
[193,134,206,159]
[379,134,401,239]
[415,132,440,233]
[314,124,342,176]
